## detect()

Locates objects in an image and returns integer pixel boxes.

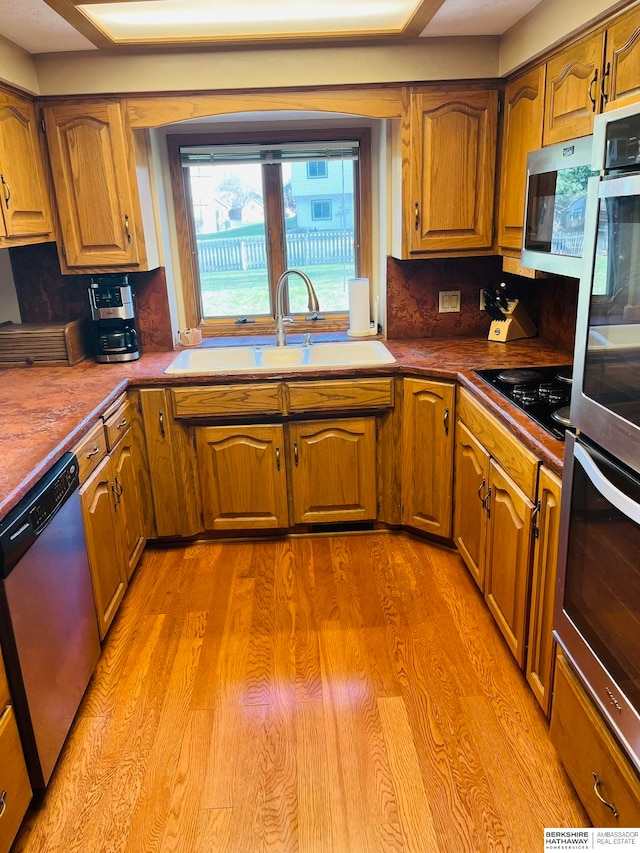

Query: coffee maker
[88,275,140,363]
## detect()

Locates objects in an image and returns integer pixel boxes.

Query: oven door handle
[574,442,640,524]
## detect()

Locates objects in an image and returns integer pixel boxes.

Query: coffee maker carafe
[89,275,141,363]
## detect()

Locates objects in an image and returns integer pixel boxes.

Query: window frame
[167,126,372,337]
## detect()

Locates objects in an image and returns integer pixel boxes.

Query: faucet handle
[282,315,294,325]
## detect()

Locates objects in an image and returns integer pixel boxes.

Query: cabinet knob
[592,772,619,818]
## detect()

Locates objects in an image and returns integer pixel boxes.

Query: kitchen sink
[164,339,396,374]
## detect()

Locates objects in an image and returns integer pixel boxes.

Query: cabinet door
[401,378,455,537]
[603,7,640,109]
[0,91,53,240]
[409,89,497,252]
[484,459,535,668]
[138,388,201,538]
[80,456,127,640]
[526,466,561,716]
[0,705,32,853]
[196,424,289,530]
[453,420,490,591]
[43,100,140,268]
[110,433,146,580]
[498,66,545,251]
[544,31,605,144]
[290,418,377,524]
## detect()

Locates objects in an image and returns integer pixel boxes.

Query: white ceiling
[0,0,544,55]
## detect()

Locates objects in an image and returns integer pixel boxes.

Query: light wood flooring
[12,532,588,853]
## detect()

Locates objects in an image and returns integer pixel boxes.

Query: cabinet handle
[294,441,299,467]
[592,773,619,818]
[111,481,120,511]
[116,417,128,430]
[478,478,488,503]
[0,790,6,819]
[443,406,450,436]
[588,68,599,110]
[114,474,123,498]
[86,445,101,459]
[414,202,420,231]
[275,445,281,471]
[601,61,610,104]
[159,410,166,438]
[124,213,131,244]
[1,175,10,209]
[482,486,492,518]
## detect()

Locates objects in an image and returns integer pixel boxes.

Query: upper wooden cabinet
[497,66,545,252]
[0,90,53,244]
[543,6,640,144]
[395,87,498,257]
[42,99,159,272]
[603,6,640,109]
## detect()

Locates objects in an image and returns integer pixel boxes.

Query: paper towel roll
[347,277,372,337]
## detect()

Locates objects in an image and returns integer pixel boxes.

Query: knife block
[488,299,537,343]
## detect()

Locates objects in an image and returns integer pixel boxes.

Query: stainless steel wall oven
[556,101,640,774]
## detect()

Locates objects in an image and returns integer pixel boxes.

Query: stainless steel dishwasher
[0,452,100,790]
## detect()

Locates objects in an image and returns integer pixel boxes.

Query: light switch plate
[438,290,461,313]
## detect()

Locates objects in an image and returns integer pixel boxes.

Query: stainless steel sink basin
[165,340,396,374]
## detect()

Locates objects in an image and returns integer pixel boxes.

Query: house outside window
[311,199,332,221]
[307,161,328,178]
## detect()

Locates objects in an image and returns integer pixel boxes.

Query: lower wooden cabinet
[79,422,145,639]
[484,459,536,667]
[196,424,289,530]
[551,654,640,827]
[80,455,129,639]
[454,420,490,588]
[526,467,562,716]
[401,378,455,538]
[289,417,377,525]
[454,389,539,669]
[0,650,31,853]
[138,388,201,538]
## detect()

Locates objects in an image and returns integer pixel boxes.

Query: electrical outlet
[480,289,486,310]
[438,290,461,313]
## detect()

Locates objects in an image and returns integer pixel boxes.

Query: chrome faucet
[274,269,320,347]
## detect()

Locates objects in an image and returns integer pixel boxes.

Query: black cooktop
[474,365,574,440]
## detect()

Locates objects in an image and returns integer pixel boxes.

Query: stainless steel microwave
[521,135,594,277]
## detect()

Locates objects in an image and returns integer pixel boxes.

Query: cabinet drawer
[458,388,539,500]
[0,705,32,853]
[171,384,283,419]
[550,654,640,827]
[104,399,133,450]
[286,378,394,413]
[72,420,107,484]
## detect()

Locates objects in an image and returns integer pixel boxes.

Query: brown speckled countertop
[0,335,572,519]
